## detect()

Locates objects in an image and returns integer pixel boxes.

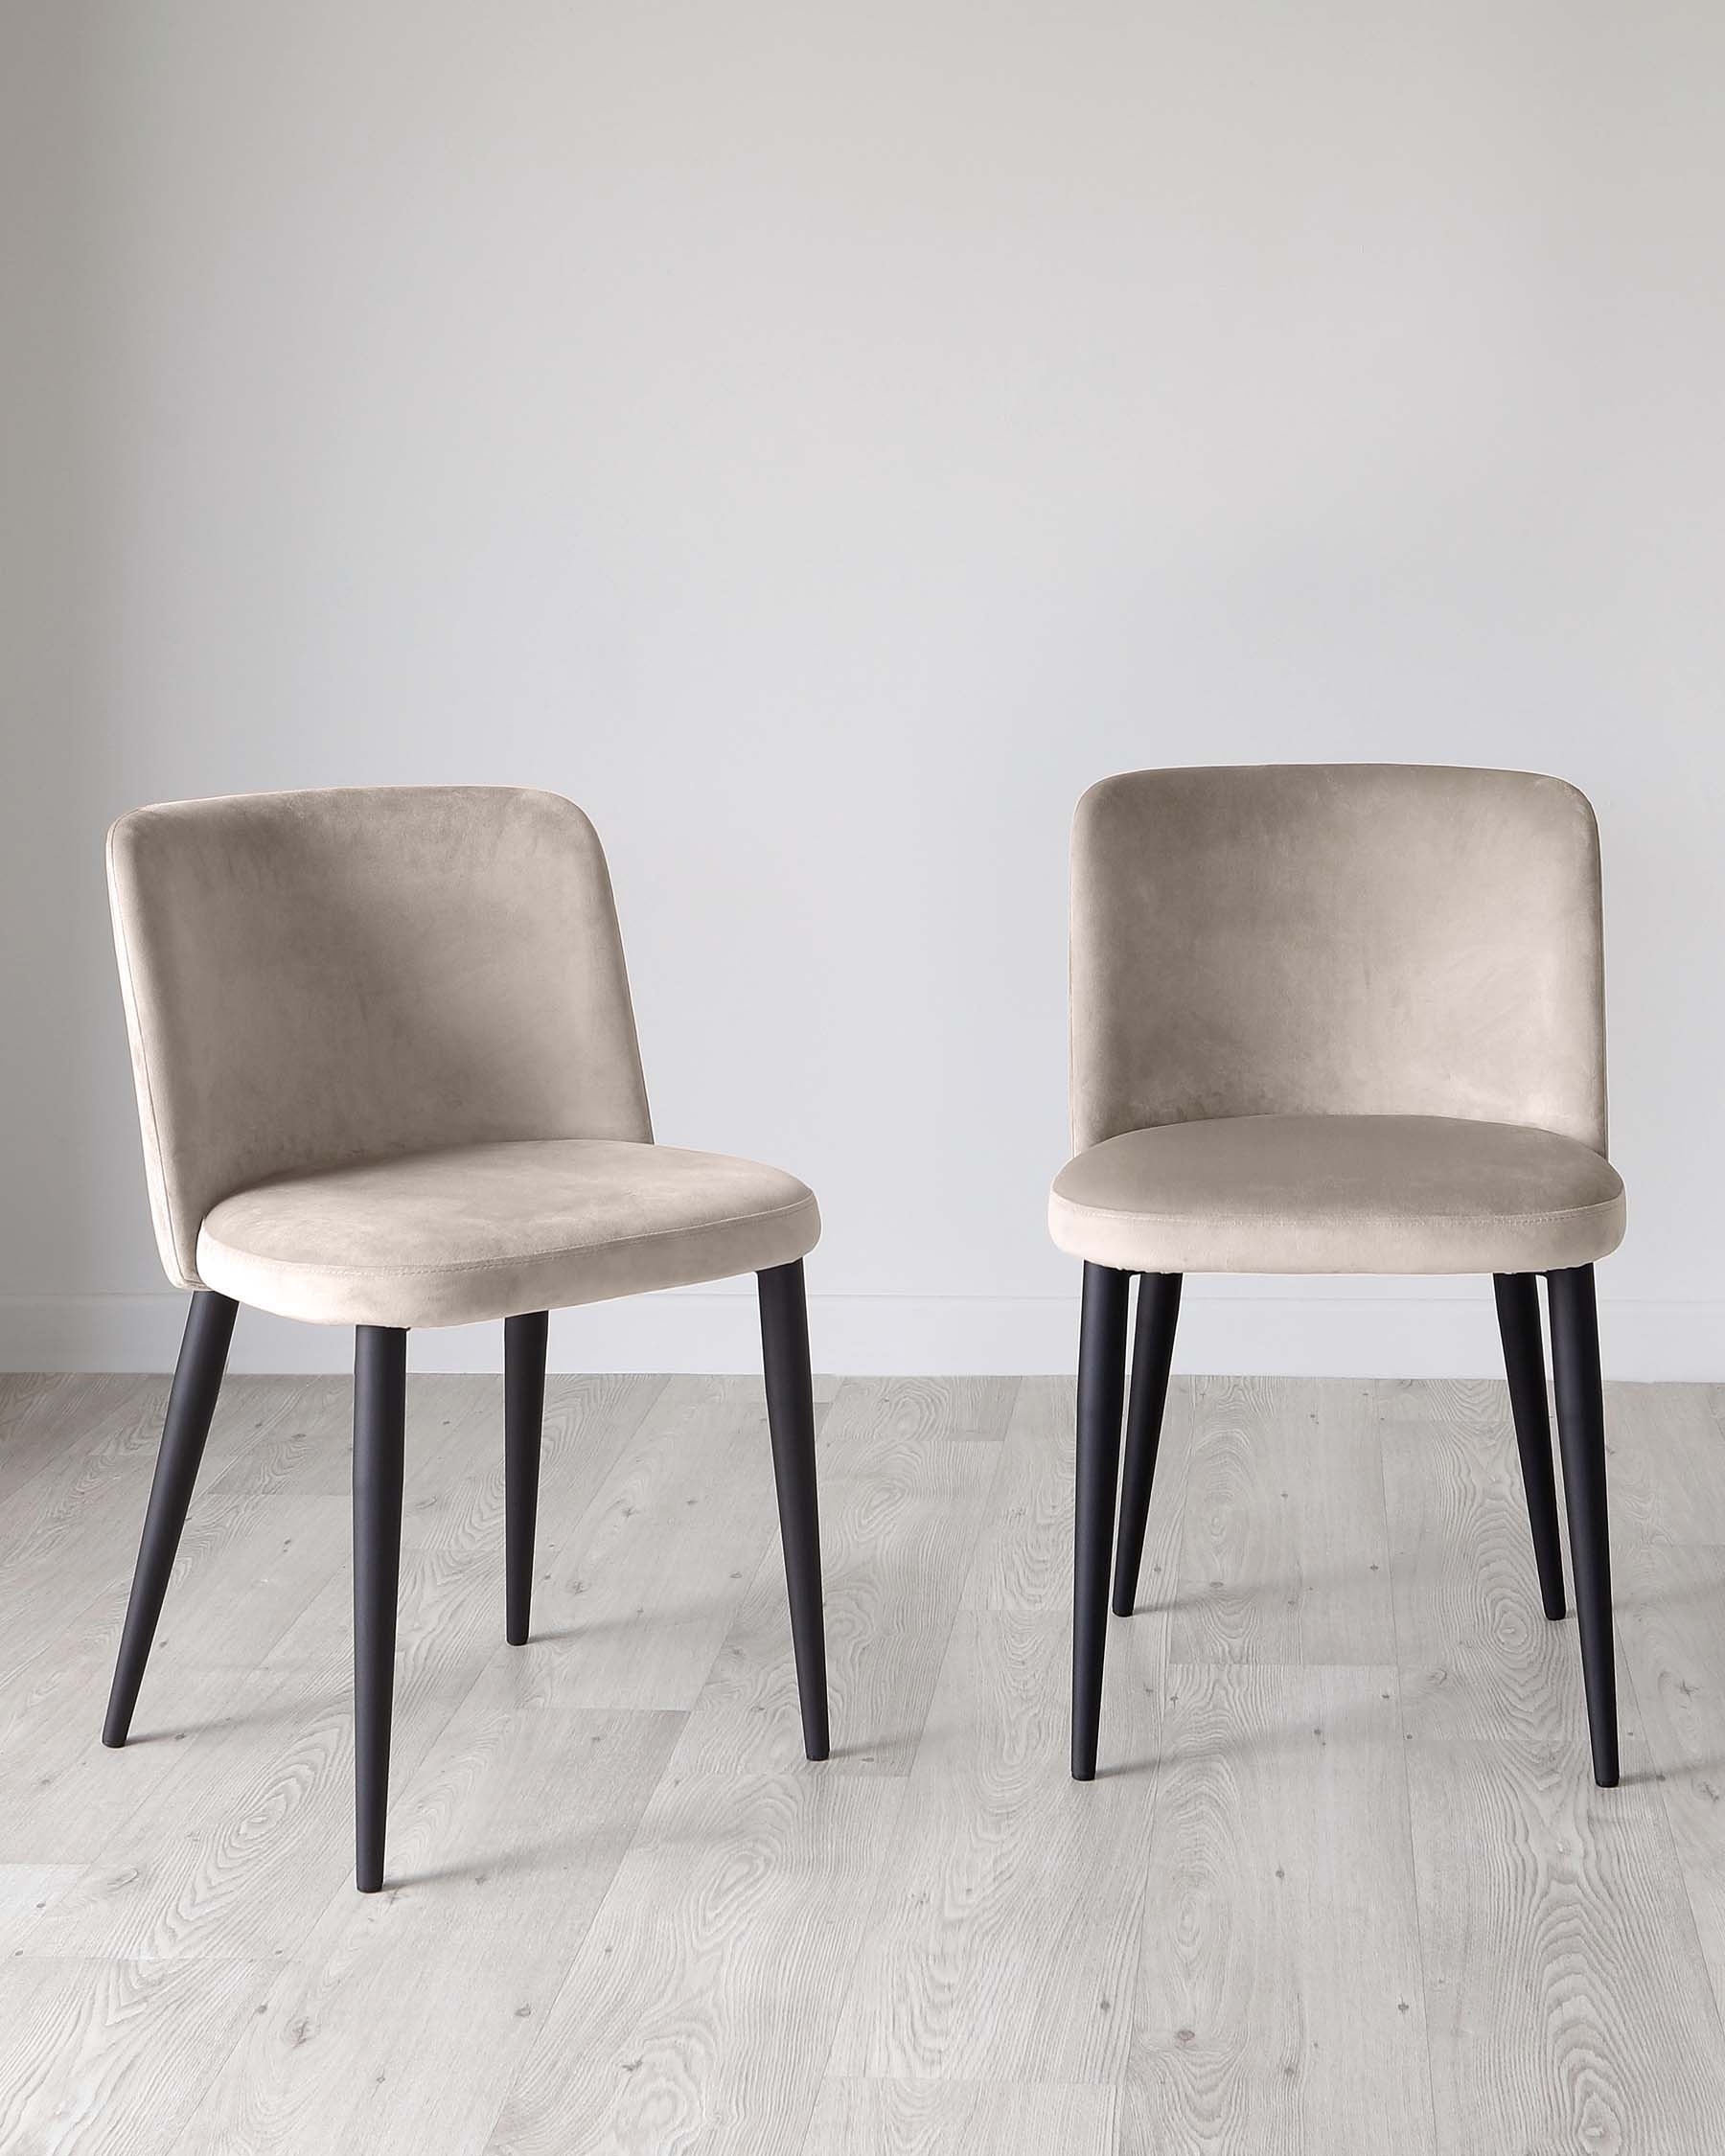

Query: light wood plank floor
[3,1367,1724,2152]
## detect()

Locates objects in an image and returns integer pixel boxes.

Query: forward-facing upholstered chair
[1050,765,1625,1787]
[104,787,828,1891]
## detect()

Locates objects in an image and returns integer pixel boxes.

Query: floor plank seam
[1374,1378,1445,2156]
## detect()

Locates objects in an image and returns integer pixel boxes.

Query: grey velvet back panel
[1070,764,1608,1157]
[108,786,652,1289]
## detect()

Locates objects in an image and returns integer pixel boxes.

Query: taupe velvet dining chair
[1049,764,1625,1787]
[104,786,828,1892]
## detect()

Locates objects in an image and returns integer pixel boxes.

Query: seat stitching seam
[1049,1196,1622,1228]
[197,1193,818,1277]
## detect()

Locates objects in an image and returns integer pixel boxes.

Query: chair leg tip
[1111,1593,1135,1618]
[100,1731,126,1750]
[356,1868,383,1893]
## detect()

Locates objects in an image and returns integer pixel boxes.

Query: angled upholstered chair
[104,786,828,1891]
[1049,765,1624,1787]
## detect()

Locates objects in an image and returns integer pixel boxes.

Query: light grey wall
[5,1,1723,1374]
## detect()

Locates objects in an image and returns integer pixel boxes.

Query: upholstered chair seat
[198,1137,821,1328]
[1050,1112,1624,1277]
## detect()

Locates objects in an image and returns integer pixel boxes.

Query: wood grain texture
[801,2078,1119,2154]
[0,1374,156,1509]
[199,1376,351,1497]
[829,1609,1162,2084]
[0,1369,65,1435]
[1603,1382,1725,1549]
[0,1955,272,2156]
[484,1768,906,2155]
[525,1377,791,1710]
[1124,1663,1434,2156]
[0,1380,176,1659]
[676,1377,1005,1776]
[20,1663,381,1959]
[816,1376,1021,1451]
[200,1373,494,1508]
[1379,1377,1592,1746]
[962,1374,1193,1617]
[21,1476,520,1957]
[0,1592,254,1861]
[959,1375,1079,1615]
[1170,1378,1396,1665]
[402,1372,667,1552]
[5,1369,1724,2150]
[147,1493,353,1673]
[1614,1540,1725,2025]
[0,1863,82,1930]
[1406,1719,1725,2155]
[175,1669,680,2156]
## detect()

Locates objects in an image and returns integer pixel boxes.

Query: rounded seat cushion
[197,1139,821,1328]
[1048,1114,1624,1276]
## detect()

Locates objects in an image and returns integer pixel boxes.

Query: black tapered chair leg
[354,1325,407,1892]
[504,1311,548,1647]
[1072,1262,1130,1780]
[1112,1273,1183,1617]
[1492,1273,1566,1620]
[103,1292,239,1748]
[1548,1265,1619,1788]
[757,1261,830,1761]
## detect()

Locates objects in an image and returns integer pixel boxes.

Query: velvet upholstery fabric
[1054,765,1622,1276]
[1070,765,1608,1156]
[197,1139,820,1328]
[1049,1113,1623,1275]
[109,787,818,1324]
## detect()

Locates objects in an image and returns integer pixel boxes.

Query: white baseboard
[0,1286,1718,1382]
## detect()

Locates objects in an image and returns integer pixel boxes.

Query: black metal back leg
[1547,1265,1619,1788]
[103,1291,238,1748]
[355,1325,407,1892]
[757,1261,830,1761]
[504,1311,549,1646]
[1492,1272,1567,1620]
[1112,1273,1183,1618]
[1072,1262,1130,1780]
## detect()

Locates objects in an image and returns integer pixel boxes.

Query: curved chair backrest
[108,786,652,1289]
[1070,764,1607,1158]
